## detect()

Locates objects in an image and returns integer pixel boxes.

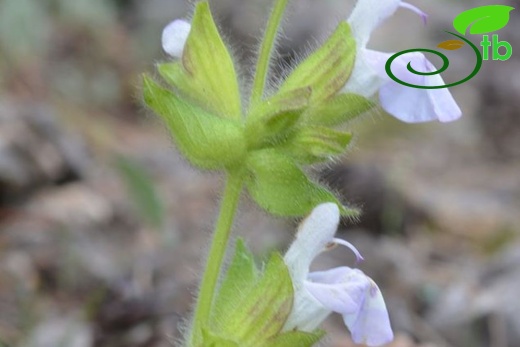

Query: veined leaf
[302,93,374,126]
[210,253,294,346]
[142,75,246,169]
[246,88,311,148]
[212,239,259,327]
[245,149,357,217]
[265,330,325,347]
[248,87,311,124]
[281,126,353,164]
[278,22,356,104]
[158,1,242,119]
[201,329,239,347]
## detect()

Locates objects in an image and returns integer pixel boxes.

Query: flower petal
[284,203,340,282]
[374,51,462,123]
[342,48,384,97]
[343,279,394,346]
[348,0,402,46]
[161,19,191,58]
[305,267,369,315]
[282,203,341,332]
[282,288,330,332]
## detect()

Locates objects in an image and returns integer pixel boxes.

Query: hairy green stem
[250,0,290,109]
[189,172,244,346]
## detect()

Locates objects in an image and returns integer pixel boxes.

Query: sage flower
[283,203,393,346]
[162,19,191,58]
[344,0,462,123]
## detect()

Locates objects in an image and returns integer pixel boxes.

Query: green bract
[302,93,374,126]
[143,1,369,217]
[245,150,356,217]
[278,22,356,104]
[142,76,246,169]
[280,126,353,164]
[197,240,323,347]
[158,1,242,119]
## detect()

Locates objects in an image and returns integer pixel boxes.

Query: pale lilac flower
[344,0,462,123]
[283,203,393,346]
[162,19,191,58]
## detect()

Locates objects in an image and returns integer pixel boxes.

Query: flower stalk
[250,0,290,109]
[189,171,244,346]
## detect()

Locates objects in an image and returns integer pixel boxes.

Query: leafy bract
[245,149,357,217]
[281,126,352,164]
[212,239,259,325]
[248,87,311,124]
[302,93,374,126]
[245,88,311,148]
[453,5,514,35]
[142,75,246,169]
[158,1,241,119]
[265,330,325,347]
[201,330,239,347]
[278,22,356,104]
[209,251,293,346]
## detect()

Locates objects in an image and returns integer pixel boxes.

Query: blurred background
[0,0,519,346]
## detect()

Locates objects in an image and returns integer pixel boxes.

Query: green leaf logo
[453,5,515,35]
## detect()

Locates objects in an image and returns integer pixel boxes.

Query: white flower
[283,203,393,346]
[161,19,191,58]
[344,0,462,123]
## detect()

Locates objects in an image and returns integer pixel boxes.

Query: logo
[386,5,515,89]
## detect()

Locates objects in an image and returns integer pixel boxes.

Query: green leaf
[201,329,239,347]
[278,22,356,104]
[142,75,246,169]
[245,149,356,217]
[281,126,352,164]
[114,156,164,228]
[302,93,374,126]
[212,253,294,345]
[266,330,325,347]
[248,88,311,123]
[453,5,514,35]
[158,1,242,120]
[246,88,311,148]
[212,239,259,325]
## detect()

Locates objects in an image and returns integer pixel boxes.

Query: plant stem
[189,172,244,345]
[250,0,290,109]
